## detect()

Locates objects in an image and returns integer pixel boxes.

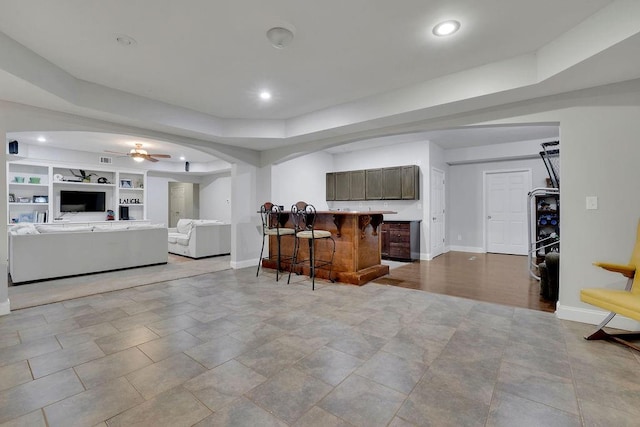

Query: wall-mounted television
[60,190,106,212]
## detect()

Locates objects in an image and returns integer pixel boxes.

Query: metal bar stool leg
[287,235,300,284]
[256,233,266,277]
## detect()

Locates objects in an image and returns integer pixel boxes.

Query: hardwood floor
[378,251,556,312]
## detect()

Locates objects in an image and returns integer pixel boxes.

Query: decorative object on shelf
[14,176,24,183]
[119,198,141,204]
[33,195,48,203]
[69,169,97,183]
[18,212,34,223]
[8,193,15,202]
[136,179,143,188]
[53,173,63,181]
[29,177,41,184]
[97,177,110,184]
[106,209,115,221]
[17,197,31,203]
[120,179,132,188]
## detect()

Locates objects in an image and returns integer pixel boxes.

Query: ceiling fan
[105,143,171,163]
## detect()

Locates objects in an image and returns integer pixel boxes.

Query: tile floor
[1,267,639,426]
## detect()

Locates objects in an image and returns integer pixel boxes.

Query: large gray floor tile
[0,369,84,424]
[246,367,333,424]
[126,353,206,399]
[184,359,266,411]
[29,340,105,378]
[0,361,32,392]
[106,386,211,427]
[74,347,153,389]
[235,340,307,377]
[94,326,159,354]
[487,391,581,427]
[184,334,254,369]
[0,336,60,367]
[137,330,202,362]
[43,377,144,427]
[194,396,287,427]
[318,375,406,427]
[295,346,363,386]
[355,350,426,394]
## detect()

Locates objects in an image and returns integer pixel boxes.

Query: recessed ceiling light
[180,156,185,161]
[115,34,137,47]
[259,91,272,100]
[432,20,460,37]
[37,136,46,142]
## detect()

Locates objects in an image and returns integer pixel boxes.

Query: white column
[0,115,10,315]
[229,161,267,269]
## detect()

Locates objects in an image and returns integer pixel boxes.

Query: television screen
[60,191,106,212]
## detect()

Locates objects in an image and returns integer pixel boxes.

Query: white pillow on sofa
[10,223,40,235]
[176,219,193,234]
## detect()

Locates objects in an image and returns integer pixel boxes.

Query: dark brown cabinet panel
[350,170,366,200]
[365,169,383,199]
[401,165,419,200]
[327,165,420,201]
[335,172,350,201]
[326,172,336,201]
[381,220,421,261]
[382,167,402,199]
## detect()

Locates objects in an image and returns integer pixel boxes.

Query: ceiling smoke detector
[266,27,294,49]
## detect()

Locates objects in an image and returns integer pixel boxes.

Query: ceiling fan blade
[104,150,127,155]
[148,154,171,158]
[145,155,159,162]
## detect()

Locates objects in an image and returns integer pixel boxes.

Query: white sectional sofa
[168,219,231,258]
[9,222,168,283]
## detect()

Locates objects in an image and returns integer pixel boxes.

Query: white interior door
[485,170,530,255]
[430,168,445,259]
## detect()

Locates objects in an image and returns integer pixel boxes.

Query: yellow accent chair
[580,220,640,351]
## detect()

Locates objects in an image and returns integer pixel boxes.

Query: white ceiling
[0,0,637,160]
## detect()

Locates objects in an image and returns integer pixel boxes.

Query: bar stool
[287,201,336,290]
[257,202,295,281]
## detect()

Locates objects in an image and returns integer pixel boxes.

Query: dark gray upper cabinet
[349,170,366,200]
[365,169,383,199]
[326,172,335,201]
[382,167,402,199]
[401,165,419,200]
[326,165,420,201]
[335,172,350,201]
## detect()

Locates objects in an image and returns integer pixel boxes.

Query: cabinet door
[382,167,402,199]
[365,169,383,200]
[335,172,350,201]
[326,173,336,201]
[350,170,366,200]
[401,165,419,200]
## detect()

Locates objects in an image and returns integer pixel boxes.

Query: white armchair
[168,219,231,258]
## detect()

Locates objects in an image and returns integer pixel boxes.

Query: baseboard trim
[448,246,485,253]
[556,303,640,331]
[0,299,10,316]
[230,259,258,270]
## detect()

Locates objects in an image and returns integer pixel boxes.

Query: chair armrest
[593,262,636,278]
[168,228,177,233]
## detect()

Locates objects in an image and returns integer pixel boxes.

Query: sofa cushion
[176,219,193,234]
[168,232,188,244]
[176,235,190,246]
[36,224,94,233]
[93,224,129,231]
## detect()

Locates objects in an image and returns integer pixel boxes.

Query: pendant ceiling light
[266,27,294,49]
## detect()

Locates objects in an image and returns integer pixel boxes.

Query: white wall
[200,173,231,222]
[447,156,548,251]
[271,151,333,210]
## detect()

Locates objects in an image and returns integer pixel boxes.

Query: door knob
[432,217,436,221]
[487,215,492,219]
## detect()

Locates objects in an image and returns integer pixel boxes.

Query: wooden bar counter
[262,210,396,285]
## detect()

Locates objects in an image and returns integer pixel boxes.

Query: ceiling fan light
[133,156,145,162]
